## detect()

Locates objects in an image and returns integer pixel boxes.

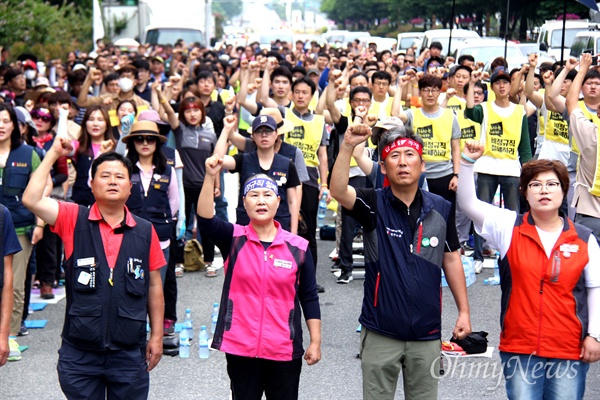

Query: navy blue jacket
[126,165,173,241]
[352,187,451,341]
[0,144,36,228]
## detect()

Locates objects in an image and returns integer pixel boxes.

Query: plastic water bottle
[211,303,219,334]
[317,192,328,227]
[199,325,209,359]
[184,308,194,340]
[493,252,500,283]
[179,326,190,358]
[484,253,501,286]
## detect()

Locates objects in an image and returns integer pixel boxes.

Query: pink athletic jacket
[211,221,319,361]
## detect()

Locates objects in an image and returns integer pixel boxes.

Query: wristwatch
[588,333,600,342]
[452,173,459,178]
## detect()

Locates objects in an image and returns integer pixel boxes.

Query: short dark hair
[418,75,442,91]
[430,41,443,50]
[132,58,150,71]
[290,66,307,77]
[371,71,392,84]
[271,67,293,84]
[317,52,330,60]
[118,65,138,79]
[583,68,600,84]
[291,76,316,95]
[519,159,569,199]
[349,86,372,101]
[195,70,217,85]
[349,72,369,87]
[91,151,132,180]
[0,103,22,150]
[457,55,475,65]
[464,80,486,94]
[104,73,119,85]
[49,91,73,107]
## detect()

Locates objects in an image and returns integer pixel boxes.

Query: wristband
[36,224,45,229]
[461,152,476,163]
[320,183,328,189]
[160,99,167,104]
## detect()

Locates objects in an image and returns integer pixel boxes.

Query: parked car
[368,37,398,52]
[397,32,425,53]
[570,29,600,59]
[537,20,589,60]
[453,38,527,72]
[420,29,480,57]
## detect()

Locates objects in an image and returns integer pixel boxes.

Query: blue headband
[243,177,279,197]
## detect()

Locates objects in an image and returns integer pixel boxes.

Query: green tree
[212,0,243,20]
[0,0,92,60]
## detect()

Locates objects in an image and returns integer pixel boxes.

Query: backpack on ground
[183,239,205,272]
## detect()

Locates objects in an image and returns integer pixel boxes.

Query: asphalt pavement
[2,224,600,399]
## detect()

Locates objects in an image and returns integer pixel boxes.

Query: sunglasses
[133,136,158,145]
[32,114,52,122]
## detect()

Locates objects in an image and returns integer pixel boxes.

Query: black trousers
[184,185,215,263]
[339,176,366,273]
[36,225,59,285]
[226,353,302,400]
[163,227,178,322]
[300,184,319,270]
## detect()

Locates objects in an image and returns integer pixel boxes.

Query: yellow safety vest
[579,100,600,196]
[483,102,522,160]
[285,110,325,167]
[370,97,393,119]
[444,97,481,147]
[413,108,454,162]
[544,110,569,145]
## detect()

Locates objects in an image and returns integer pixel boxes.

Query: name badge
[273,259,292,269]
[77,257,95,267]
[559,244,579,253]
[78,271,91,285]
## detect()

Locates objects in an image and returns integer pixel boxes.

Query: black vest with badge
[162,145,176,167]
[71,151,95,207]
[0,144,35,228]
[62,205,152,351]
[236,152,292,229]
[126,164,173,241]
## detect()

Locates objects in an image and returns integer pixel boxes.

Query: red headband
[381,138,423,161]
[184,102,201,110]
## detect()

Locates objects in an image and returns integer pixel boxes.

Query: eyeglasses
[373,80,389,87]
[404,59,415,63]
[527,180,561,193]
[473,91,484,96]
[253,128,276,136]
[133,136,158,145]
[32,115,52,122]
[421,88,440,95]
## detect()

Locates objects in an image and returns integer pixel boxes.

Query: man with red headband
[330,123,471,400]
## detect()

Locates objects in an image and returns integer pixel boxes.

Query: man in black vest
[23,137,165,400]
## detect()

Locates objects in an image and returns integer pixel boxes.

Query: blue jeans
[500,352,589,400]
[473,173,520,261]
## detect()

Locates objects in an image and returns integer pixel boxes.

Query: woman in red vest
[458,140,600,399]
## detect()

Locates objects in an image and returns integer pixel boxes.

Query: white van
[397,32,424,52]
[570,28,600,59]
[537,20,589,60]
[419,29,480,57]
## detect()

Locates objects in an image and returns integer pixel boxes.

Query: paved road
[2,232,600,399]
